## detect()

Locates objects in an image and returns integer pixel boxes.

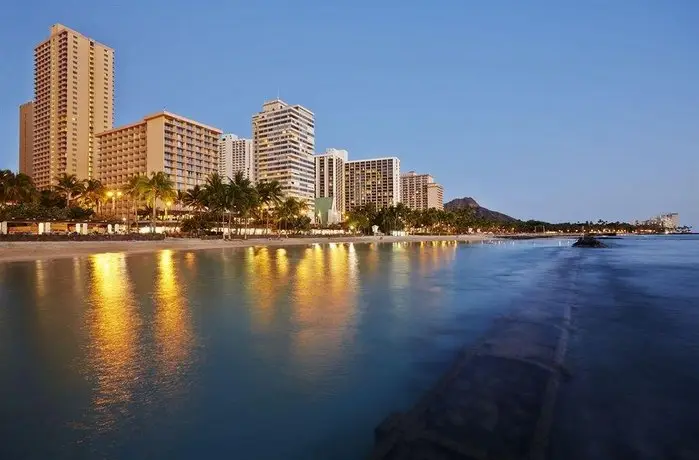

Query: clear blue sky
[1,0,697,227]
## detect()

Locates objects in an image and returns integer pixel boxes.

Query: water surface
[1,237,698,459]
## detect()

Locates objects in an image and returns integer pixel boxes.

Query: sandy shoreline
[0,234,490,263]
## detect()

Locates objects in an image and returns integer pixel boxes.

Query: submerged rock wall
[369,261,577,460]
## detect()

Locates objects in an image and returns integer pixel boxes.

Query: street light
[106,190,122,216]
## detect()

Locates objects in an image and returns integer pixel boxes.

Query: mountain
[444,197,518,223]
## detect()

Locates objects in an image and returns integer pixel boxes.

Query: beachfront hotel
[96,111,221,193]
[252,99,316,204]
[18,102,34,177]
[344,157,401,211]
[400,171,444,211]
[314,148,348,224]
[30,24,114,189]
[219,134,254,182]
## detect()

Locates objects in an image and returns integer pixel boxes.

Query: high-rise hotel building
[315,148,348,223]
[31,24,114,189]
[344,157,401,211]
[219,134,254,182]
[18,102,34,177]
[252,99,315,203]
[96,111,221,193]
[400,171,444,210]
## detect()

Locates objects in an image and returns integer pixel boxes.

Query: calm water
[0,237,698,459]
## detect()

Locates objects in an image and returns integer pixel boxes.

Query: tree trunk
[151,200,157,233]
[227,212,233,240]
[243,213,248,240]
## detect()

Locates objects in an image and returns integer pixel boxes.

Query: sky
[1,0,697,227]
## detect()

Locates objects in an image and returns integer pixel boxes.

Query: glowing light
[88,252,138,428]
[155,249,192,377]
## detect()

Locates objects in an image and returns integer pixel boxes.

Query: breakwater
[369,254,579,460]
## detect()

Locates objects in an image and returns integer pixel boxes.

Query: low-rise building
[400,171,444,210]
[96,111,221,194]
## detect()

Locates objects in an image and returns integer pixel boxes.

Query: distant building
[219,134,254,182]
[344,157,401,211]
[637,213,680,230]
[400,171,444,211]
[427,182,444,210]
[32,24,114,188]
[658,213,680,229]
[315,148,347,224]
[96,111,221,194]
[252,99,315,205]
[19,101,34,177]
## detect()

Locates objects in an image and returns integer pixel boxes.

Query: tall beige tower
[32,24,114,189]
[18,101,34,176]
[252,99,315,203]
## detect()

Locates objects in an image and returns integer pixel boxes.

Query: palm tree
[123,175,148,232]
[54,173,83,208]
[141,172,176,233]
[180,184,208,214]
[0,170,36,206]
[203,173,228,237]
[81,179,105,214]
[275,197,309,235]
[256,180,284,235]
[230,171,258,238]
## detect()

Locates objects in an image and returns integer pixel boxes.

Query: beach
[0,234,490,263]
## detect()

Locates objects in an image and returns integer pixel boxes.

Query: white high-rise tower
[252,99,315,203]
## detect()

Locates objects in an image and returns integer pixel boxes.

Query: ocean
[0,236,697,459]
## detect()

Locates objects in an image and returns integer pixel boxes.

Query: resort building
[32,24,114,188]
[218,134,254,182]
[314,148,348,224]
[400,171,444,211]
[344,157,401,211]
[96,111,221,193]
[19,101,34,177]
[252,99,315,204]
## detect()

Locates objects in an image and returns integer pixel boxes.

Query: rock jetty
[572,235,607,248]
[369,284,573,460]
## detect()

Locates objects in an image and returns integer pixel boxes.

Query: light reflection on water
[154,250,193,381]
[1,240,511,460]
[87,252,139,430]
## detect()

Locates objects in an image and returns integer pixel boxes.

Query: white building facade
[314,148,348,224]
[252,99,315,203]
[219,134,254,182]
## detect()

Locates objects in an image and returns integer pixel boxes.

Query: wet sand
[0,234,489,263]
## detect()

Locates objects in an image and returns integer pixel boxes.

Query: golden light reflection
[417,241,458,275]
[184,252,196,270]
[155,250,192,377]
[245,247,280,328]
[88,252,139,428]
[290,243,358,384]
[366,243,379,273]
[34,259,46,299]
[276,248,289,276]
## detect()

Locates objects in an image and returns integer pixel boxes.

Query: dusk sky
[1,0,697,227]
